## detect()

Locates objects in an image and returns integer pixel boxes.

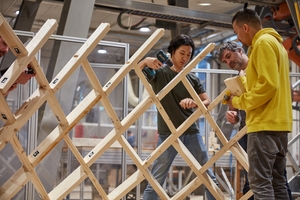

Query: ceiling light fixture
[97,49,107,54]
[198,3,211,6]
[14,10,20,15]
[139,27,150,32]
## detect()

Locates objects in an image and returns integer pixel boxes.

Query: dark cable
[117,9,147,30]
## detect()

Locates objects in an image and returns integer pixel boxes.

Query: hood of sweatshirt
[248,28,283,56]
[251,28,283,47]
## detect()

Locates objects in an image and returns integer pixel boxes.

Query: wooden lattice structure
[0,13,253,200]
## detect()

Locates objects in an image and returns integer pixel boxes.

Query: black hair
[216,41,245,62]
[232,2,261,28]
[167,34,195,59]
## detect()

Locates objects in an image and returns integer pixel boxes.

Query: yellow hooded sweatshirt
[232,28,293,133]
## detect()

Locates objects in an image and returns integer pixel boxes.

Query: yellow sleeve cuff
[232,96,239,109]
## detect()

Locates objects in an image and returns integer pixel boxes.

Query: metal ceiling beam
[224,0,286,8]
[94,0,233,25]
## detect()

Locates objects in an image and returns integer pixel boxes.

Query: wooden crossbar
[10,135,50,200]
[173,138,228,200]
[0,10,255,200]
[63,135,109,200]
[0,88,50,151]
[0,166,31,199]
[0,13,27,57]
[108,45,220,198]
[0,19,58,93]
[50,23,110,93]
[0,93,16,124]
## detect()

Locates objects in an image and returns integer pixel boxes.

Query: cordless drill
[26,64,35,74]
[142,50,173,81]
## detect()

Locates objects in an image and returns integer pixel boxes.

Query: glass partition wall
[0,31,299,200]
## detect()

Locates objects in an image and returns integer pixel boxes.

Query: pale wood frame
[0,11,253,200]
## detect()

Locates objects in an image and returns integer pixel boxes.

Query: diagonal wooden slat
[50,23,110,93]
[107,108,204,199]
[107,44,215,197]
[0,19,58,93]
[0,166,31,199]
[240,190,254,200]
[182,77,249,170]
[118,136,171,200]
[81,58,102,92]
[172,138,228,200]
[0,88,50,151]
[0,10,256,199]
[133,57,177,134]
[103,29,164,95]
[207,88,229,111]
[29,89,101,166]
[30,58,68,125]
[0,13,27,57]
[0,93,16,124]
[10,135,50,200]
[63,135,109,200]
[0,89,101,199]
[48,97,153,199]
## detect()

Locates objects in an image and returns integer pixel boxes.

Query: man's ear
[243,24,249,33]
[237,48,243,55]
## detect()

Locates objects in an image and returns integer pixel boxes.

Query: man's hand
[3,83,17,97]
[226,94,236,109]
[239,69,246,77]
[139,57,163,70]
[179,98,197,109]
[16,71,35,84]
[2,71,35,97]
[226,111,238,124]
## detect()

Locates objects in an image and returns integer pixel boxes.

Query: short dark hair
[216,41,245,62]
[167,34,195,59]
[232,7,261,28]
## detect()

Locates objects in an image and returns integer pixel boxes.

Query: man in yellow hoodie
[226,6,293,200]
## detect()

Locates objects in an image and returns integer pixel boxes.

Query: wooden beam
[107,108,204,199]
[28,89,101,166]
[118,135,170,200]
[134,58,177,134]
[0,19,58,93]
[81,58,102,92]
[10,135,50,200]
[104,29,164,95]
[0,93,16,124]
[186,78,247,163]
[207,89,229,111]
[172,139,227,200]
[50,23,110,93]
[63,135,109,200]
[0,88,49,151]
[224,76,246,96]
[199,126,248,174]
[240,190,254,200]
[170,174,204,200]
[156,43,215,101]
[30,58,68,125]
[48,166,87,200]
[0,12,28,57]
[107,170,145,200]
[48,97,153,199]
[0,166,31,199]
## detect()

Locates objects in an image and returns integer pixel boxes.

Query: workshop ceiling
[0,0,288,57]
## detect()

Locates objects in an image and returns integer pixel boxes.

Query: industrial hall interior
[0,0,300,200]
